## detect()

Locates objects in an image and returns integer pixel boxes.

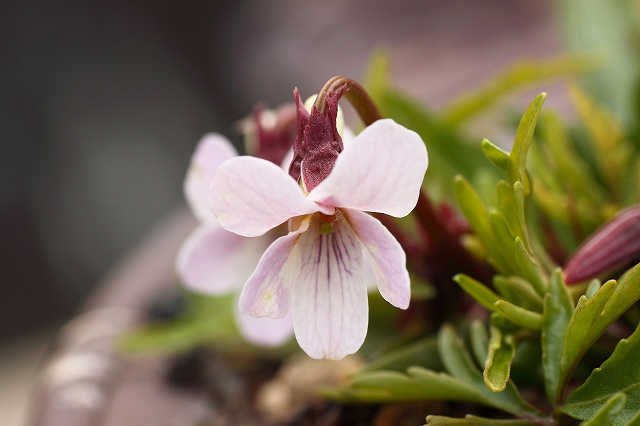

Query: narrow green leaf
[482,138,510,171]
[508,93,547,186]
[600,264,640,326]
[493,301,543,331]
[496,181,520,235]
[585,279,602,299]
[356,337,442,375]
[489,211,518,275]
[328,369,482,403]
[559,263,640,397]
[438,325,540,416]
[562,320,640,425]
[325,366,534,415]
[559,279,616,381]
[492,275,544,311]
[542,269,574,404]
[470,320,489,368]
[578,393,627,426]
[514,237,547,296]
[454,176,504,271]
[454,274,501,312]
[484,323,516,392]
[427,414,539,425]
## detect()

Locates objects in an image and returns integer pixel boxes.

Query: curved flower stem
[314,76,382,126]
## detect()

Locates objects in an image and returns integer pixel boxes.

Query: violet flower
[209,114,428,359]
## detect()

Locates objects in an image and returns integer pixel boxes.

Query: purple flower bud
[564,205,640,284]
[288,88,344,192]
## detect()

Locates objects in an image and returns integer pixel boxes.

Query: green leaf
[585,279,602,299]
[438,325,538,416]
[492,275,544,311]
[488,213,519,277]
[454,274,501,311]
[542,269,574,404]
[482,138,510,171]
[470,320,489,368]
[356,337,443,375]
[333,369,484,403]
[578,393,627,426]
[483,322,516,392]
[508,93,546,186]
[514,237,548,296]
[559,263,640,397]
[562,320,640,425]
[454,176,505,271]
[427,414,540,425]
[493,300,543,331]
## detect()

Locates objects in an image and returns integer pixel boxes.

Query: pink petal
[292,214,368,359]
[280,147,294,172]
[209,156,332,237]
[239,232,302,318]
[176,222,270,295]
[345,209,411,309]
[184,134,238,222]
[235,305,294,347]
[307,119,428,217]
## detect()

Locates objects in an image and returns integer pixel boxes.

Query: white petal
[307,119,428,217]
[234,302,294,347]
[292,214,368,360]
[239,232,302,318]
[209,156,332,237]
[176,222,269,295]
[184,134,238,222]
[345,209,411,309]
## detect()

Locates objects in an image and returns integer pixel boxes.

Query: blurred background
[1,0,625,424]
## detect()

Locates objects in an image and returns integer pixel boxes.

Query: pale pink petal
[345,209,411,309]
[184,134,238,222]
[239,232,302,318]
[361,247,378,291]
[235,304,294,347]
[292,214,368,360]
[307,119,428,217]
[280,146,294,172]
[176,222,269,295]
[209,156,332,237]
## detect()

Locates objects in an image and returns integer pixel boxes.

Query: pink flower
[176,133,294,347]
[209,119,428,359]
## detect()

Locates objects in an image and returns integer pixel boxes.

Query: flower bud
[564,205,640,284]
